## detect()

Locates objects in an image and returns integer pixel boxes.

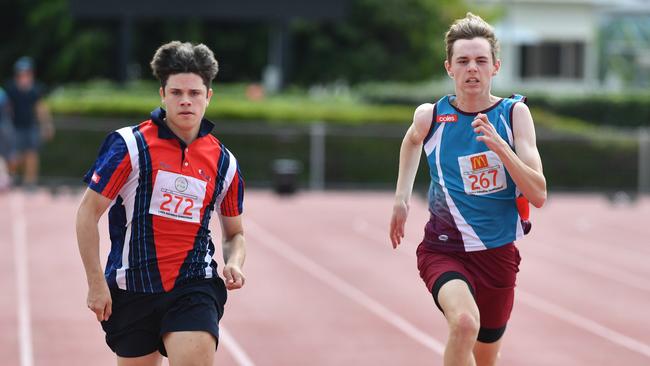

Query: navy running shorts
[100,277,228,358]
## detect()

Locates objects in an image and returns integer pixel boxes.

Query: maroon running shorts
[416,242,521,330]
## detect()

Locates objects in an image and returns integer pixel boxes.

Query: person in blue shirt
[0,87,12,190]
[390,13,546,366]
[4,56,54,188]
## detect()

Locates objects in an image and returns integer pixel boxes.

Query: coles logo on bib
[436,114,458,123]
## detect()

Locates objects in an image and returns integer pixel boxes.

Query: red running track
[1,189,649,365]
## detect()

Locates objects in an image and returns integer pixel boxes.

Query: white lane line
[527,246,650,293]
[220,326,256,366]
[354,218,650,359]
[11,192,33,366]
[358,216,650,292]
[517,291,650,358]
[539,232,650,276]
[247,219,445,355]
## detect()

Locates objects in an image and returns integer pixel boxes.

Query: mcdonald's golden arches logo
[470,154,489,170]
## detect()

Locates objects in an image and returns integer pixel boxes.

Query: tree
[1,0,114,85]
[0,0,468,86]
[290,0,468,84]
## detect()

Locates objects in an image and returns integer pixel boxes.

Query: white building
[471,0,650,92]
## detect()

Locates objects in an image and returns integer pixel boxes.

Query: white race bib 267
[149,170,207,223]
[457,151,507,195]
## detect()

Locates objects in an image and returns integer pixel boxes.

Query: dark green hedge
[40,121,640,192]
[359,84,650,128]
[526,94,650,128]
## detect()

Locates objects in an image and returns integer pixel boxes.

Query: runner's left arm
[219,163,245,290]
[220,215,246,290]
[471,103,546,207]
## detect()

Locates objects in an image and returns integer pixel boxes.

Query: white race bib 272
[149,170,207,223]
[457,151,507,195]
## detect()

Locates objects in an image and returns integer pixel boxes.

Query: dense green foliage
[0,0,113,82]
[290,0,467,83]
[1,0,467,86]
[4,1,643,191]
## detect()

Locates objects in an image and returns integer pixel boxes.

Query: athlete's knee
[448,311,480,340]
[163,331,215,366]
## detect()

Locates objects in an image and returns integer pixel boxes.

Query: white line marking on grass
[355,218,650,359]
[220,326,256,366]
[11,192,33,366]
[247,219,445,355]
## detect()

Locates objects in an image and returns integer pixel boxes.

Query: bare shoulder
[512,101,533,121]
[414,103,434,122]
[79,188,112,216]
[511,100,539,150]
[412,103,434,135]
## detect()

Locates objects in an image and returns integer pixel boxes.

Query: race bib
[149,170,207,223]
[457,151,507,195]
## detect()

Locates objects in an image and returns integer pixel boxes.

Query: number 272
[160,193,194,216]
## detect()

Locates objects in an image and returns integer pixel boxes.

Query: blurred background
[0,0,649,195]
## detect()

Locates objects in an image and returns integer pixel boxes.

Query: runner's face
[160,73,213,132]
[445,37,500,96]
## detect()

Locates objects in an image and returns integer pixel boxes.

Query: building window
[519,42,584,79]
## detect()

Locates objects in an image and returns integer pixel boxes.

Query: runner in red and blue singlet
[76,41,247,366]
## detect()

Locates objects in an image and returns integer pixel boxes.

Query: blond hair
[445,12,499,63]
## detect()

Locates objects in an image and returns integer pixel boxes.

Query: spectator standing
[5,56,54,188]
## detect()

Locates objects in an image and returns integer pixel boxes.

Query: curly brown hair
[150,41,219,90]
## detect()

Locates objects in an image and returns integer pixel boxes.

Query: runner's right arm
[76,188,113,321]
[390,103,433,248]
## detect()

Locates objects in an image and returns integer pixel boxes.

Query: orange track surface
[1,189,649,365]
